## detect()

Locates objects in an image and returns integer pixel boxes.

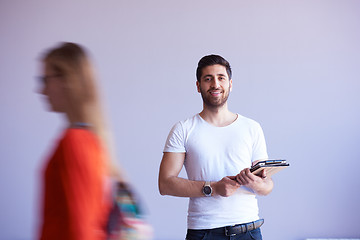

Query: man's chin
[203,100,227,109]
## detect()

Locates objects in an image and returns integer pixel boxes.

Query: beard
[199,86,230,109]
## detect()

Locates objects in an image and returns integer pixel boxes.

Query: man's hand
[212,176,241,197]
[235,168,273,196]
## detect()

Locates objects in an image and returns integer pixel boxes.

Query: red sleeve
[58,129,107,240]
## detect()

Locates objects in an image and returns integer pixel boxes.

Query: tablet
[250,159,289,177]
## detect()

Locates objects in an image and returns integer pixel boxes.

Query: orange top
[39,128,110,240]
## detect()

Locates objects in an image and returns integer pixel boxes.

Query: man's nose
[211,79,220,88]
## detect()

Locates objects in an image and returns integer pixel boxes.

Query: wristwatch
[202,181,212,197]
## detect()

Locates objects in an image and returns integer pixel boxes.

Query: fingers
[216,177,241,197]
[236,168,263,185]
[236,169,249,185]
[225,176,241,187]
[228,175,236,181]
[261,169,267,179]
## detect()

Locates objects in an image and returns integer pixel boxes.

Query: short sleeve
[163,121,186,153]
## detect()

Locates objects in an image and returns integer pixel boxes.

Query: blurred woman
[37,42,116,240]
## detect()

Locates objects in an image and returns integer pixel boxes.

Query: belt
[225,219,264,236]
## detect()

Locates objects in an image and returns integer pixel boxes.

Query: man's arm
[158,152,203,197]
[158,152,241,197]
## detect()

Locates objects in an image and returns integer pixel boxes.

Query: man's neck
[199,104,237,127]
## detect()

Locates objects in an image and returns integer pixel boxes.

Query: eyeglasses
[37,74,63,85]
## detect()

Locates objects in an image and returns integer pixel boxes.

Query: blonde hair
[43,43,102,131]
[43,42,124,179]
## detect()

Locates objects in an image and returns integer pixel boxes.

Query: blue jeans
[186,228,262,240]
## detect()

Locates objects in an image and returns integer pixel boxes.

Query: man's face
[196,64,232,108]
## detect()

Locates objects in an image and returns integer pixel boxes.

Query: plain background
[1,0,359,239]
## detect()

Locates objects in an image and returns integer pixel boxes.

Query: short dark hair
[196,54,232,81]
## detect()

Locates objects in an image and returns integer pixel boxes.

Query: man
[158,55,273,240]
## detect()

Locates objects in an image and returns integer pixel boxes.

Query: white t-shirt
[163,114,268,229]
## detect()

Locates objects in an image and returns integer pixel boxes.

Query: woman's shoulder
[59,128,106,167]
[60,128,102,152]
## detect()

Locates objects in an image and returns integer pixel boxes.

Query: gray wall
[1,0,359,239]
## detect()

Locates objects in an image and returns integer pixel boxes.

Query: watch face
[203,186,212,195]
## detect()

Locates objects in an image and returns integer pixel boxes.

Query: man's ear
[196,80,201,93]
[229,79,233,92]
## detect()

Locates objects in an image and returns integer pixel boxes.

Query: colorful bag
[106,182,153,240]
